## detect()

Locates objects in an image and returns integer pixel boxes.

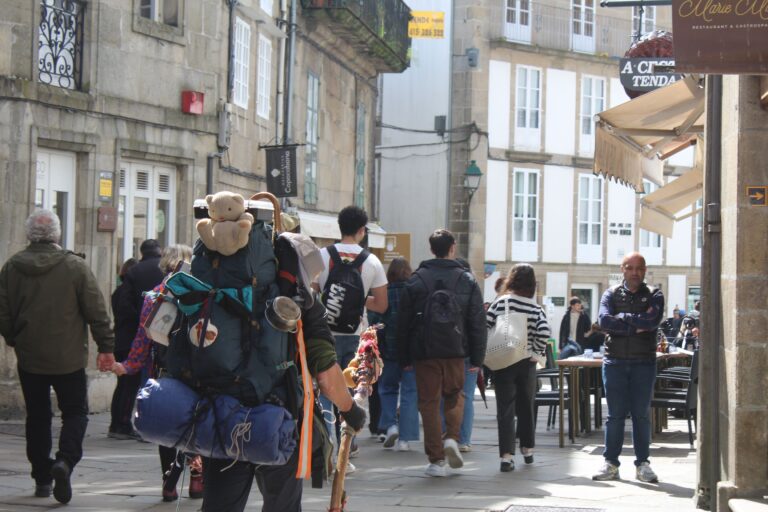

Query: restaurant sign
[672,0,768,73]
[619,58,683,94]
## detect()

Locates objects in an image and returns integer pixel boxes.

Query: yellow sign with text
[408,11,445,39]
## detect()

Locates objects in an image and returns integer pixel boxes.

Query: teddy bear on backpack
[196,191,254,256]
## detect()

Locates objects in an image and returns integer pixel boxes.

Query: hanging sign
[619,58,682,94]
[264,145,298,198]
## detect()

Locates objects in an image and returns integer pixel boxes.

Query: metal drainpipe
[227,0,238,103]
[444,0,455,229]
[702,74,722,510]
[283,0,297,145]
[276,0,288,141]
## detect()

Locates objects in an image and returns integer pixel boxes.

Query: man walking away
[397,229,486,477]
[0,210,115,504]
[592,252,664,483]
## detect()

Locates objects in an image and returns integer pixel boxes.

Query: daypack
[418,269,466,359]
[321,245,369,334]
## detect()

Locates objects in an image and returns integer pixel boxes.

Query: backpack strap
[416,267,463,294]
[294,319,315,480]
[327,245,369,272]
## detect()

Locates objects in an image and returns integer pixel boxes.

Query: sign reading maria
[619,58,683,93]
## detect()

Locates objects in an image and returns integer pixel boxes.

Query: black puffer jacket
[396,258,487,368]
[114,254,164,334]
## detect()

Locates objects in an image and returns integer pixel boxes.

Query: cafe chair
[651,349,699,448]
[534,344,575,444]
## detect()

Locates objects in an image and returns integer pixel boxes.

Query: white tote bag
[484,298,529,371]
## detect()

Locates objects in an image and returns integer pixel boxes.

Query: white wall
[545,69,576,155]
[485,160,509,261]
[667,274,687,317]
[667,146,695,168]
[488,60,511,150]
[545,271,569,337]
[605,180,637,265]
[610,77,630,108]
[542,165,574,263]
[666,204,694,266]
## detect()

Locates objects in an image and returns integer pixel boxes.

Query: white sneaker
[443,438,464,469]
[636,462,658,483]
[383,425,399,449]
[592,461,620,481]
[425,460,446,477]
[396,440,410,452]
[345,462,356,474]
[459,444,471,453]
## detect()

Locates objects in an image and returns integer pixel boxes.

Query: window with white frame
[580,76,604,153]
[505,0,532,43]
[233,17,251,109]
[695,198,703,249]
[117,163,176,262]
[305,73,320,205]
[140,0,181,27]
[572,0,595,52]
[578,174,603,246]
[257,34,272,119]
[632,6,655,35]
[512,169,539,243]
[639,180,662,248]
[516,66,541,129]
[354,103,367,208]
[260,0,273,14]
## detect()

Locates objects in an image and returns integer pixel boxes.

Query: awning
[594,75,705,192]
[297,211,340,240]
[639,167,703,238]
[366,223,387,249]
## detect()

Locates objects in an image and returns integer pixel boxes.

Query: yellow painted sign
[408,11,445,39]
[98,171,113,202]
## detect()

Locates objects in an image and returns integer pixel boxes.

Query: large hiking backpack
[418,269,466,359]
[321,245,369,334]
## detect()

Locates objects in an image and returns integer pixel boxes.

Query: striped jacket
[486,293,551,364]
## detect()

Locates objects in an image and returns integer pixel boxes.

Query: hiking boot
[443,438,464,469]
[459,443,472,453]
[34,484,51,498]
[636,462,659,483]
[50,460,72,504]
[188,473,204,499]
[425,461,446,477]
[396,440,410,452]
[383,425,399,449]
[592,461,620,481]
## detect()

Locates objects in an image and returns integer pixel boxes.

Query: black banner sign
[619,58,683,94]
[265,146,297,198]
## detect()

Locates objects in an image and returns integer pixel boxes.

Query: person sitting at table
[486,264,550,472]
[583,323,606,352]
[592,252,664,484]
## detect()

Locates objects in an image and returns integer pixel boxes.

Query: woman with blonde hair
[486,263,551,472]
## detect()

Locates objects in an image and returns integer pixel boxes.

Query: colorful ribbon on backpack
[294,319,315,480]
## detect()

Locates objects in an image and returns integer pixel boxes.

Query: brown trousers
[414,358,466,463]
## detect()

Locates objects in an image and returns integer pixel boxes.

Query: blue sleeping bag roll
[134,378,297,465]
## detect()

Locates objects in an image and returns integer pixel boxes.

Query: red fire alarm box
[181,91,204,115]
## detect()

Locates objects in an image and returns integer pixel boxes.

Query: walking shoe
[443,438,464,469]
[34,484,51,498]
[50,460,72,504]
[592,461,620,481]
[521,447,534,464]
[383,425,399,449]
[162,487,179,502]
[396,440,410,452]
[348,442,360,458]
[107,429,142,441]
[459,443,472,453]
[188,473,204,499]
[377,433,386,443]
[635,462,659,483]
[425,460,446,477]
[500,457,515,472]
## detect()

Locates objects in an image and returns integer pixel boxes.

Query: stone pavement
[0,389,699,512]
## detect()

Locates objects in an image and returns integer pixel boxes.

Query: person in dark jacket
[116,239,164,333]
[397,229,487,477]
[108,257,140,439]
[592,252,664,484]
[558,297,591,350]
[0,210,115,504]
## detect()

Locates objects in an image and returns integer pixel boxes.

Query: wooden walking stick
[328,326,383,512]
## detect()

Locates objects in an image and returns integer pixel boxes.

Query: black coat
[396,258,487,368]
[558,309,591,349]
[114,255,164,341]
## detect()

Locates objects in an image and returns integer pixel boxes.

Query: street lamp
[464,160,483,204]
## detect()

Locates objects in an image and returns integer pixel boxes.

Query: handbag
[484,297,529,371]
[143,287,178,346]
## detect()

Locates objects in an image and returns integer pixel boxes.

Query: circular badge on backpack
[189,319,218,348]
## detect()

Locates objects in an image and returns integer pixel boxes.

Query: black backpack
[321,245,369,333]
[418,269,466,359]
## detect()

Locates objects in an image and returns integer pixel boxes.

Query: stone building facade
[0,0,410,416]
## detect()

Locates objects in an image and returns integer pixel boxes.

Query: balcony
[38,0,85,90]
[492,3,670,58]
[301,0,412,73]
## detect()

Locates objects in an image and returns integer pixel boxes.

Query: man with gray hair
[0,209,115,504]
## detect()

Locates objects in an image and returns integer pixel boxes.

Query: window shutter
[136,171,150,191]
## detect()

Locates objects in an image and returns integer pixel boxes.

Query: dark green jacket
[0,243,114,374]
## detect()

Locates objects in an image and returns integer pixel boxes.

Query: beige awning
[639,166,703,238]
[594,75,705,192]
[366,223,387,249]
[297,211,341,240]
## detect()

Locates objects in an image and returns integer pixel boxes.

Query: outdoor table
[555,350,693,448]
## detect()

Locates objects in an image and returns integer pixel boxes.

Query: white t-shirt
[314,243,388,335]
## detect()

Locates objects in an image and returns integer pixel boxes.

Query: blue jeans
[460,359,478,446]
[377,359,419,441]
[319,335,359,444]
[602,359,657,467]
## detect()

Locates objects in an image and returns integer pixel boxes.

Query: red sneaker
[188,473,203,499]
[162,487,178,502]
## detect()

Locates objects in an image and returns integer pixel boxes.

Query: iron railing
[38,0,85,90]
[301,0,411,71]
[491,2,670,58]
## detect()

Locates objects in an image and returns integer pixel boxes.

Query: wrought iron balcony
[301,0,412,73]
[38,0,85,90]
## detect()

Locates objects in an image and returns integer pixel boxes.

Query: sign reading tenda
[619,58,683,93]
[673,0,768,73]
